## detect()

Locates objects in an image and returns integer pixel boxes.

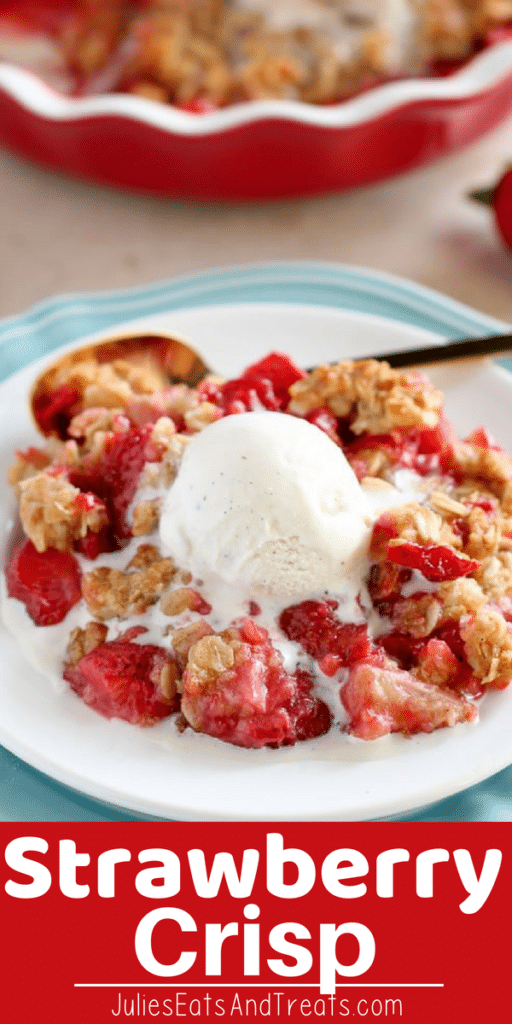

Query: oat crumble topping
[52,1,512,107]
[82,551,178,620]
[7,346,512,747]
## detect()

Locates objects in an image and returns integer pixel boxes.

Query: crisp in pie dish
[2,1,512,197]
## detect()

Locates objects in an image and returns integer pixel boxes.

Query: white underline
[74,983,444,989]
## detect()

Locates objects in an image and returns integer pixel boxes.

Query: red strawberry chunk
[64,640,179,726]
[220,373,281,413]
[177,97,218,113]
[416,638,484,697]
[182,621,330,749]
[346,430,422,472]
[465,426,503,450]
[74,491,105,515]
[203,352,305,416]
[367,561,411,604]
[14,446,49,470]
[482,23,512,47]
[386,541,480,582]
[279,600,372,666]
[451,517,470,546]
[305,407,341,445]
[369,512,401,561]
[243,353,306,404]
[433,619,465,660]
[183,639,294,748]
[32,384,80,438]
[6,539,82,626]
[366,620,482,692]
[343,404,457,477]
[70,423,154,542]
[288,667,332,741]
[341,662,477,740]
[74,525,115,560]
[417,409,457,467]
[378,631,426,669]
[416,638,461,686]
[101,424,154,538]
[344,426,448,477]
[467,496,496,515]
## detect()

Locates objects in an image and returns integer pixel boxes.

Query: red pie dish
[1,1,512,198]
[5,339,512,752]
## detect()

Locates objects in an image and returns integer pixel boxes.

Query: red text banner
[0,823,508,1023]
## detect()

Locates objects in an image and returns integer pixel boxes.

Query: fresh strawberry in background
[470,167,512,253]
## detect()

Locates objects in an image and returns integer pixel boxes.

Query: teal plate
[1,262,511,822]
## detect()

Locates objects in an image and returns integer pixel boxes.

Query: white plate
[1,301,512,821]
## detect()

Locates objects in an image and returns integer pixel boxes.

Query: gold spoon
[31,332,210,435]
[30,328,512,436]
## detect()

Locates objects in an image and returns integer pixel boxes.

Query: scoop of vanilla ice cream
[159,411,373,602]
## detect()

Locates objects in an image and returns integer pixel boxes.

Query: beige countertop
[1,111,512,324]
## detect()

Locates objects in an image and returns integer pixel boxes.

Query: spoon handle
[359,332,512,369]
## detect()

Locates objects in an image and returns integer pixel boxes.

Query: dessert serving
[2,2,512,200]
[3,338,512,752]
[3,0,512,108]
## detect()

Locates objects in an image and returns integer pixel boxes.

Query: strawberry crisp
[4,343,512,749]
[3,1,512,108]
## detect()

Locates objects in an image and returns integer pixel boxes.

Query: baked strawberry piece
[6,539,82,626]
[288,667,332,741]
[181,619,331,748]
[70,422,155,542]
[415,638,483,697]
[198,352,306,415]
[32,384,80,439]
[305,407,342,445]
[342,410,457,480]
[341,662,477,740]
[279,600,373,676]
[386,541,480,582]
[64,639,179,726]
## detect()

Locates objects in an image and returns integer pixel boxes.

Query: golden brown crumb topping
[57,0,512,107]
[171,620,216,673]
[370,501,461,559]
[474,551,512,601]
[19,472,108,553]
[66,621,109,665]
[437,577,488,622]
[288,360,443,434]
[391,593,441,638]
[132,500,161,537]
[82,550,178,620]
[461,605,512,685]
[160,587,205,616]
[186,634,237,692]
